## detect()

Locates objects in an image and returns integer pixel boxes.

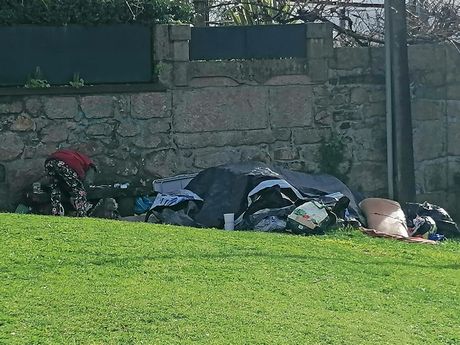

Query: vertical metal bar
[390,0,416,203]
[384,0,394,200]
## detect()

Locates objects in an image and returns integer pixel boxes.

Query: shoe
[51,203,65,216]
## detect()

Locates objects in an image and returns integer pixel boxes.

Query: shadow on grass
[49,249,460,271]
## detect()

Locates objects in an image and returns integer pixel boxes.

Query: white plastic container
[224,213,235,230]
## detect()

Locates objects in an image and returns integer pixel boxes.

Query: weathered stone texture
[0,100,22,114]
[292,127,331,145]
[422,160,448,192]
[448,158,460,190]
[117,120,140,137]
[298,144,321,172]
[173,62,189,86]
[5,159,43,195]
[240,145,271,163]
[132,132,171,149]
[188,59,308,86]
[146,118,172,134]
[11,114,35,131]
[269,86,313,128]
[173,87,269,132]
[273,146,299,161]
[368,88,386,103]
[189,76,240,88]
[0,133,24,161]
[307,59,328,82]
[408,44,446,71]
[298,143,321,162]
[113,95,131,118]
[362,102,385,118]
[23,143,58,159]
[306,23,332,39]
[307,38,333,59]
[447,84,460,100]
[331,47,370,70]
[143,149,181,178]
[314,110,332,127]
[81,96,114,118]
[25,98,43,116]
[41,122,71,143]
[153,25,171,61]
[87,123,115,137]
[447,100,460,117]
[131,93,170,119]
[348,162,388,193]
[169,24,191,41]
[370,47,385,76]
[348,127,387,162]
[172,41,189,62]
[193,148,241,169]
[175,129,289,149]
[447,114,460,156]
[0,183,9,210]
[71,140,107,157]
[44,97,78,119]
[264,75,312,86]
[0,164,5,183]
[350,88,369,104]
[412,99,446,121]
[7,158,45,200]
[413,120,446,161]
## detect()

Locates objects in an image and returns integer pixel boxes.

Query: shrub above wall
[0,0,193,25]
[0,1,193,87]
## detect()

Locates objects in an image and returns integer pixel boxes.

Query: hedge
[0,0,193,25]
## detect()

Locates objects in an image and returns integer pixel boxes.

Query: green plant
[225,0,295,25]
[69,73,85,88]
[318,135,347,181]
[153,61,168,78]
[24,66,50,88]
[0,0,193,25]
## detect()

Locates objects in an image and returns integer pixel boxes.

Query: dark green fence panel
[190,24,307,60]
[0,24,152,86]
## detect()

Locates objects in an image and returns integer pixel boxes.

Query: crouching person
[45,149,97,217]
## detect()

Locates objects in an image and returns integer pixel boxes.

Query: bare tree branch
[204,0,460,47]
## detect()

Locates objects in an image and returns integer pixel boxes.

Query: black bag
[404,202,459,238]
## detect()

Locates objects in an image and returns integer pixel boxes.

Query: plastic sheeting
[185,162,364,228]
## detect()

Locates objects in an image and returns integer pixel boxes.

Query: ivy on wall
[0,0,192,25]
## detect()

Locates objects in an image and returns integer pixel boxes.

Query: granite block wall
[0,24,458,219]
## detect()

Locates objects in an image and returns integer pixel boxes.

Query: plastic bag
[253,216,287,232]
[404,202,459,238]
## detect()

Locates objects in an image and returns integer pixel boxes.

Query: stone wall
[0,23,459,219]
[409,44,460,220]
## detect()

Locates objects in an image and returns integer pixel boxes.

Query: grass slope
[1,214,459,345]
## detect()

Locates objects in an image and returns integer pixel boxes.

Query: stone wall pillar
[305,23,333,82]
[153,24,191,87]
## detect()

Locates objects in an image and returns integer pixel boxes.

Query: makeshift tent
[148,162,364,229]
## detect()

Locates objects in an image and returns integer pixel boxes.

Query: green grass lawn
[1,214,459,345]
